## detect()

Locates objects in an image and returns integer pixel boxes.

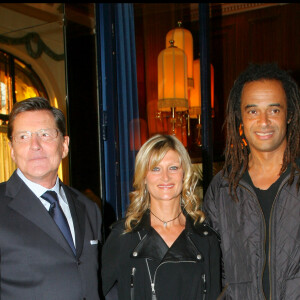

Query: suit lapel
[61,183,86,259]
[6,172,74,256]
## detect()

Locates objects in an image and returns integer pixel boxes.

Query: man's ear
[62,136,70,159]
[9,141,16,163]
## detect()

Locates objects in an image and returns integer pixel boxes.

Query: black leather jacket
[101,210,221,300]
[203,169,300,300]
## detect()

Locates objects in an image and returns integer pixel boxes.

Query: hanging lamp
[166,21,194,88]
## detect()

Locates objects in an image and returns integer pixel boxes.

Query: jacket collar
[130,210,205,263]
[6,171,86,259]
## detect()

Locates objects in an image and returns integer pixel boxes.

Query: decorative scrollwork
[0,32,64,61]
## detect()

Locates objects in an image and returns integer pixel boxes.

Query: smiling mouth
[256,132,273,137]
[158,184,174,188]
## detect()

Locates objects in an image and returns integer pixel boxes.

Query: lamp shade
[157,41,188,112]
[189,58,201,118]
[166,21,193,87]
[189,59,215,118]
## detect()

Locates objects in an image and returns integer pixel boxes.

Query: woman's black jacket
[101,210,221,300]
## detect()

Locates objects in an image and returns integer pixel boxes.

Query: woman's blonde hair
[124,134,205,232]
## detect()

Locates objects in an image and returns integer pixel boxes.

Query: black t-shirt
[243,170,286,300]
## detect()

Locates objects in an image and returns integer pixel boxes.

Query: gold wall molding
[190,3,288,21]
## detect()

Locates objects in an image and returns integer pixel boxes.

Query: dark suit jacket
[0,171,102,300]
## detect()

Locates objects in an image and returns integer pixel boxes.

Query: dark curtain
[95,3,140,230]
[115,3,140,216]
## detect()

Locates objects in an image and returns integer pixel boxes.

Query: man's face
[240,79,288,155]
[10,110,69,188]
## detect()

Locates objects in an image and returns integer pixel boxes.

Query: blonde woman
[101,134,221,300]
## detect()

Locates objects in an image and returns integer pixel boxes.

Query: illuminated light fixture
[189,59,201,120]
[188,59,215,145]
[189,59,215,119]
[157,40,188,136]
[166,21,194,88]
[188,58,201,145]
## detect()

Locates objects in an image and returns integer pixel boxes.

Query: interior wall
[209,3,300,160]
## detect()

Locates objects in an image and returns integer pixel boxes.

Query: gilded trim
[190,3,288,20]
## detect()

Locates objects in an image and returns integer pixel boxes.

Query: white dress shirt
[16,168,76,246]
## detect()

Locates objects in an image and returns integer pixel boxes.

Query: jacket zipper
[202,273,207,300]
[147,260,197,298]
[130,267,136,300]
[239,175,289,300]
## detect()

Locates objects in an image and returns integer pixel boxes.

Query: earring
[239,123,244,135]
[239,123,247,147]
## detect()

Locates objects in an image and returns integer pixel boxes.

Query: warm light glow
[157,43,188,112]
[166,21,193,87]
[15,85,39,101]
[58,162,63,182]
[189,59,201,119]
[0,73,12,115]
[0,129,17,183]
[189,60,215,118]
[53,97,59,108]
[0,50,50,182]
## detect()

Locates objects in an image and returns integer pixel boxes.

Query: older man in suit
[0,97,102,300]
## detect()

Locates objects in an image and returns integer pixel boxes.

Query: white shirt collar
[16,168,65,203]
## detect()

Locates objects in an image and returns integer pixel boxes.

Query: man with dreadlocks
[203,63,300,300]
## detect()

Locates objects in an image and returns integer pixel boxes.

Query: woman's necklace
[150,210,182,228]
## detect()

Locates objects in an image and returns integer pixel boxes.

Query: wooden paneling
[210,19,237,159]
[209,3,300,159]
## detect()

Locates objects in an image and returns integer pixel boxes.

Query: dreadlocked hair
[223,63,300,201]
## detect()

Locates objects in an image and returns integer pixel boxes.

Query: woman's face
[145,149,184,204]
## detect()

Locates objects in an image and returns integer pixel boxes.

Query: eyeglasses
[11,129,59,143]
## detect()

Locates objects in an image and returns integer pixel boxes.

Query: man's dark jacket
[204,168,300,299]
[0,171,102,300]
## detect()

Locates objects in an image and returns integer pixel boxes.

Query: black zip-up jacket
[203,169,300,299]
[101,210,221,300]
